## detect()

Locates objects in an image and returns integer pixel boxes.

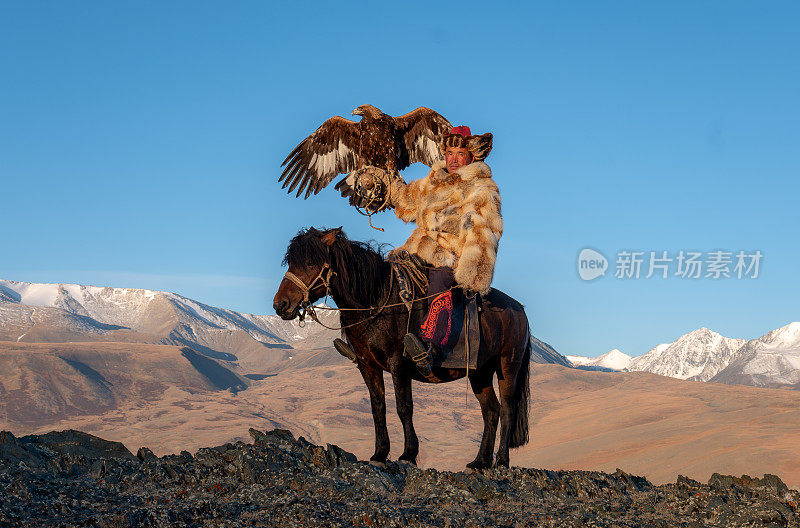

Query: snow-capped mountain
[0,279,336,343]
[710,322,800,388]
[0,279,340,373]
[567,349,632,371]
[627,328,745,382]
[0,279,573,373]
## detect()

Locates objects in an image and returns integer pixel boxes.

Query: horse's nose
[273,299,288,315]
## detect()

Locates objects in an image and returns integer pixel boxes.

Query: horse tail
[509,325,532,449]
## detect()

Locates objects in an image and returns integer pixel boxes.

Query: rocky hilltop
[1,428,798,527]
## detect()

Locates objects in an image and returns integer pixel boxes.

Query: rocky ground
[1,429,798,527]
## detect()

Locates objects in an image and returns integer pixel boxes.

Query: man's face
[445,146,473,173]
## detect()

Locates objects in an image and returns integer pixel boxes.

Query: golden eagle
[279,105,451,198]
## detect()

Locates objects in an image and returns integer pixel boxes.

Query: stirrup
[403,334,441,382]
[403,334,431,364]
[333,338,358,364]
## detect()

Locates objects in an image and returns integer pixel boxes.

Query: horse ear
[320,226,342,247]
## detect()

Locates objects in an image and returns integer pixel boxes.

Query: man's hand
[353,167,376,190]
[335,166,402,213]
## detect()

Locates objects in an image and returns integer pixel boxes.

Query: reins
[281,257,455,332]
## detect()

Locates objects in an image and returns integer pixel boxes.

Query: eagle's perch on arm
[279,105,452,200]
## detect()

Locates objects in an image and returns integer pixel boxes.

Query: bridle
[281,251,396,330]
[281,262,334,311]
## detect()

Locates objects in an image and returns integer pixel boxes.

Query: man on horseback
[392,126,502,377]
[276,109,528,469]
[349,126,503,378]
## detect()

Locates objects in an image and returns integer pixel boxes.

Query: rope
[391,254,428,294]
[303,265,396,332]
[309,286,456,313]
[305,278,457,332]
[285,250,459,379]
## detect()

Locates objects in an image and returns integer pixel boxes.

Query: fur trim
[439,132,493,161]
[453,161,491,181]
[467,133,493,161]
[389,161,502,294]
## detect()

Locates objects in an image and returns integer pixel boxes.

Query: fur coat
[388,160,502,295]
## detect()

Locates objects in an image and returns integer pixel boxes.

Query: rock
[761,474,791,496]
[249,427,295,447]
[612,467,651,492]
[19,430,136,461]
[0,427,797,527]
[709,472,791,497]
[0,431,44,468]
[708,472,736,491]
[325,443,357,467]
[676,474,702,490]
[136,447,158,462]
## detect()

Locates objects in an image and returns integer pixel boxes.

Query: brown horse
[272,227,531,469]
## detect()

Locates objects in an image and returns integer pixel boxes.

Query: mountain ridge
[0,279,340,374]
[711,321,800,388]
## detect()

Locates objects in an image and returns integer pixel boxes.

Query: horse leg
[495,367,519,468]
[358,364,390,467]
[466,364,500,470]
[389,356,419,465]
[496,335,532,467]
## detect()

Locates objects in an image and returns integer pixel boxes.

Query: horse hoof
[398,458,417,467]
[466,459,491,472]
[369,459,386,469]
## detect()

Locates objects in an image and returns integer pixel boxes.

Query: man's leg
[404,266,456,377]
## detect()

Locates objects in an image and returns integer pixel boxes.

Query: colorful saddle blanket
[430,289,483,371]
[389,254,484,371]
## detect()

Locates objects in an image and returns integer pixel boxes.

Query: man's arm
[387,177,424,223]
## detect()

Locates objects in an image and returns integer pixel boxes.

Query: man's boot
[333,338,358,364]
[403,333,439,381]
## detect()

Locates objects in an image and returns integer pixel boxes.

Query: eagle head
[351,104,383,119]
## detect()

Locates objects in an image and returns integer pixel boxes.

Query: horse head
[273,227,343,320]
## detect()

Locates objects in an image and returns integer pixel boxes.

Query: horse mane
[283,227,389,307]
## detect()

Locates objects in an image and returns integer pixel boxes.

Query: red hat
[450,125,472,137]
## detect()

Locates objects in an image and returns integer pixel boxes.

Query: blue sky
[1,1,798,357]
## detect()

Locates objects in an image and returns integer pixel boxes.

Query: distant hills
[0,279,341,376]
[0,279,573,371]
[2,279,797,392]
[0,341,248,426]
[2,279,799,488]
[0,279,570,431]
[2,278,798,394]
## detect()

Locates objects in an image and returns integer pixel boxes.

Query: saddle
[390,256,485,371]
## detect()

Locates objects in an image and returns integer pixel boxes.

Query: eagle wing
[279,116,361,199]
[394,107,452,169]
